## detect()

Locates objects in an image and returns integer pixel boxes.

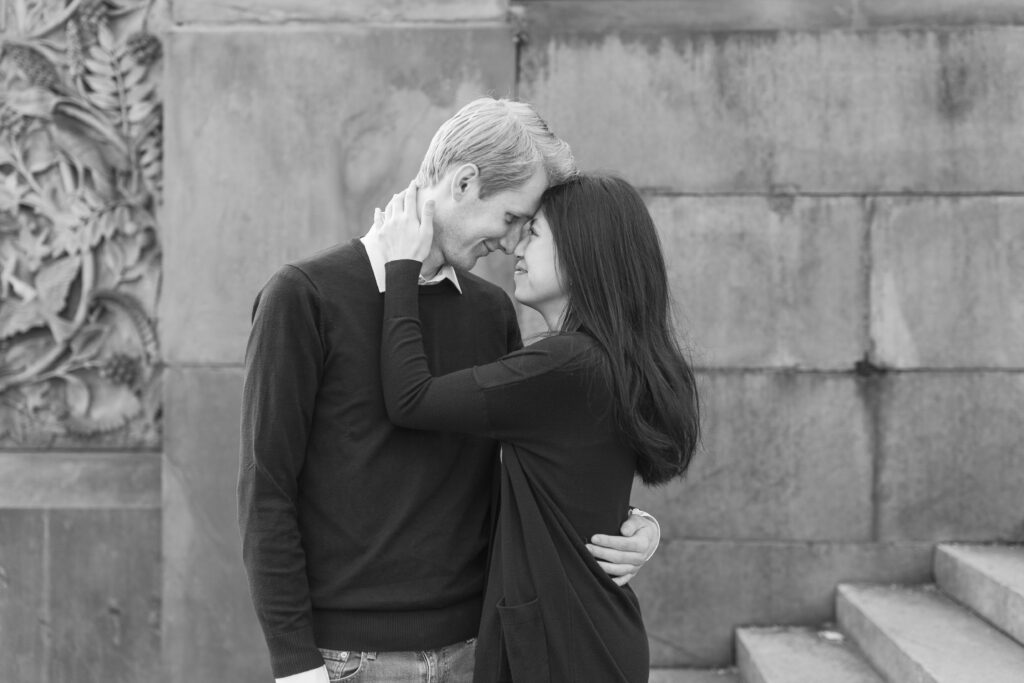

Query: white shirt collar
[360,225,461,294]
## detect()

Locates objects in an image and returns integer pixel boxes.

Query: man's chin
[446,252,482,272]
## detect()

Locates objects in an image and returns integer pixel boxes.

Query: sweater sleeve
[381,261,586,438]
[238,266,327,678]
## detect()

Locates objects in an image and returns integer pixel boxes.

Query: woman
[376,174,700,682]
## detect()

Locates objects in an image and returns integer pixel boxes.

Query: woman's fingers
[595,560,640,586]
[586,541,644,567]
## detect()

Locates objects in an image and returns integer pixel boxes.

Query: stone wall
[527,5,1024,667]
[3,0,1023,680]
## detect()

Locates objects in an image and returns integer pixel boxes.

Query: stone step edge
[648,667,740,683]
[736,625,884,683]
[935,543,1024,647]
[837,582,1024,683]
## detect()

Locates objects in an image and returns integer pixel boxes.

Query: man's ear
[449,163,480,203]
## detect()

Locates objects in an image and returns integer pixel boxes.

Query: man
[239,98,660,683]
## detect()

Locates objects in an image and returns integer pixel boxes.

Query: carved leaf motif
[0,300,46,340]
[0,0,163,446]
[100,235,124,274]
[52,102,129,168]
[83,55,116,78]
[69,323,107,362]
[16,223,50,266]
[121,61,147,89]
[64,378,141,435]
[50,120,114,199]
[96,21,118,56]
[59,372,90,416]
[87,207,112,245]
[0,177,21,211]
[35,254,80,313]
[3,86,58,119]
[23,128,58,173]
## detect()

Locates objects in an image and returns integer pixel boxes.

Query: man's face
[433,166,548,271]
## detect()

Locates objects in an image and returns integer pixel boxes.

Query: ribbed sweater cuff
[266,625,325,678]
[384,260,422,319]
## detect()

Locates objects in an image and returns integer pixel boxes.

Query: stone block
[649,195,868,369]
[876,372,1024,541]
[858,0,1024,28]
[162,366,270,682]
[519,26,1024,193]
[48,509,161,683]
[870,197,1024,368]
[0,452,160,509]
[175,0,506,24]
[0,510,45,683]
[163,26,515,364]
[634,540,933,667]
[631,372,873,541]
[514,1,1024,33]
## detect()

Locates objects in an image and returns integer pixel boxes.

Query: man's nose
[498,225,524,254]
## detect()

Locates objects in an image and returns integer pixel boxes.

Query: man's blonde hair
[416,98,577,198]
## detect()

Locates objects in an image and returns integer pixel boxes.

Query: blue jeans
[317,639,475,682]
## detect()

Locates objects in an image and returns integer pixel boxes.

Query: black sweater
[382,260,649,683]
[238,241,521,678]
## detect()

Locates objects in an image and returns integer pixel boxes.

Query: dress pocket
[497,597,551,683]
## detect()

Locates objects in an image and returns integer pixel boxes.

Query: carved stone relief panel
[0,0,162,448]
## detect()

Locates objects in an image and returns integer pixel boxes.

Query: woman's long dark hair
[542,174,700,485]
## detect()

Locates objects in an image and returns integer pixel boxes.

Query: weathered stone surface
[48,509,161,683]
[162,367,269,682]
[935,544,1024,647]
[648,668,740,683]
[876,372,1024,541]
[859,0,1024,27]
[631,372,873,541]
[635,540,933,667]
[837,583,1024,683]
[519,27,1024,192]
[163,26,515,364]
[175,0,505,23]
[649,196,868,369]
[870,197,1024,368]
[516,0,1024,33]
[0,510,45,683]
[0,452,160,509]
[737,626,884,683]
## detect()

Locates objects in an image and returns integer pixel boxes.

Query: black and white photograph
[1,0,1023,681]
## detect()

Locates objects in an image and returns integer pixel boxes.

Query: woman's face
[513,209,568,328]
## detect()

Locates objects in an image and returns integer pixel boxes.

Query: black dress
[381,261,649,683]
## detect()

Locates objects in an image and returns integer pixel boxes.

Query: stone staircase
[733,543,1024,683]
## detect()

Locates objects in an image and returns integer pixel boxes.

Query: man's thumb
[423,200,435,226]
